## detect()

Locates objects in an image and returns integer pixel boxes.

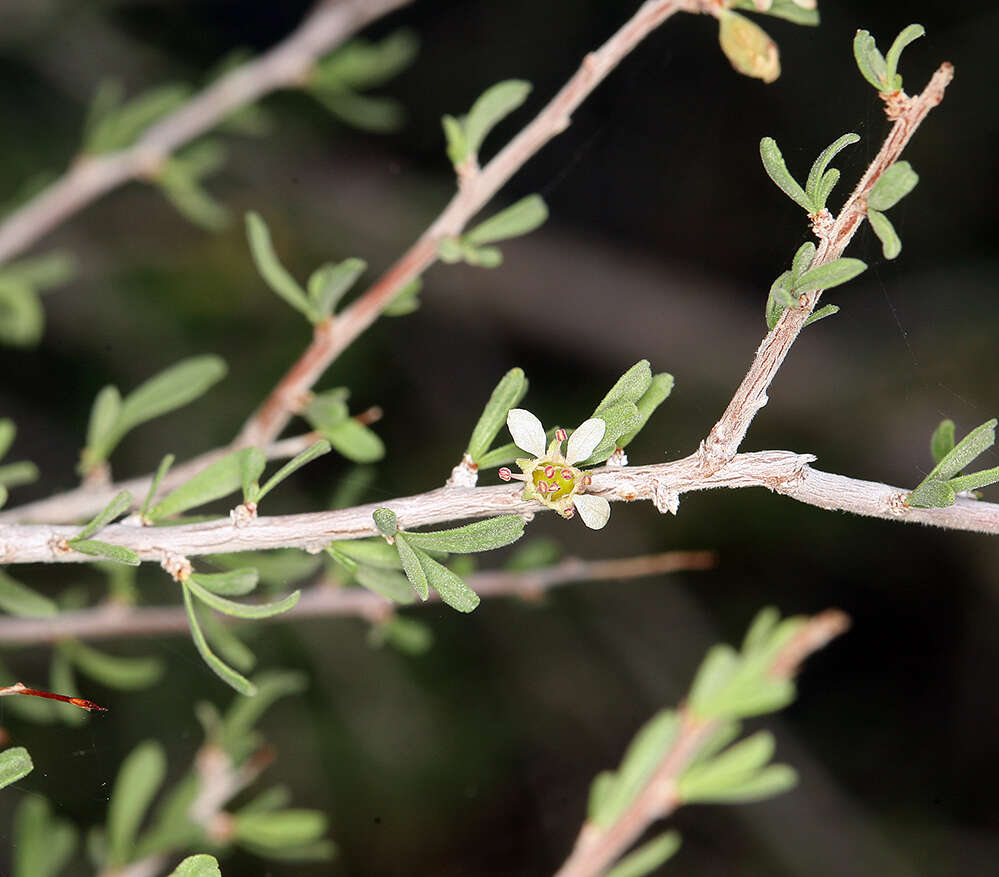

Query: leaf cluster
[853,25,925,94]
[765,241,866,330]
[439,194,548,268]
[0,252,75,347]
[442,80,531,169]
[760,132,858,215]
[907,419,999,508]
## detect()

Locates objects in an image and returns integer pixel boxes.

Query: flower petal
[572,494,610,530]
[565,418,606,464]
[507,408,546,457]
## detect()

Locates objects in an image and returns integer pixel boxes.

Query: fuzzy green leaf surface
[466,367,528,461]
[185,577,299,619]
[149,449,251,520]
[884,24,925,91]
[463,195,548,246]
[867,209,901,260]
[72,539,141,566]
[324,418,385,462]
[106,741,166,868]
[233,809,328,850]
[394,533,429,600]
[931,419,956,464]
[245,212,315,321]
[604,831,682,877]
[61,640,163,689]
[190,568,260,597]
[354,565,417,604]
[0,280,43,346]
[167,855,222,877]
[618,373,674,447]
[925,419,996,482]
[760,138,813,212]
[868,161,919,211]
[182,585,256,696]
[255,440,331,503]
[805,133,859,208]
[0,747,32,790]
[803,304,840,327]
[461,79,531,161]
[72,490,132,542]
[853,30,888,90]
[415,547,479,612]
[402,515,525,553]
[308,258,366,318]
[12,796,77,877]
[795,257,867,293]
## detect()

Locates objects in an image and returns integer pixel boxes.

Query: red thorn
[16,688,108,712]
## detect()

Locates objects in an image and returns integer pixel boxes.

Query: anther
[555,428,567,442]
[498,467,512,482]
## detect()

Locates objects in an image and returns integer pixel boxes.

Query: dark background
[0,0,997,874]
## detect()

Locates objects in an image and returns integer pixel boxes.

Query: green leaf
[61,640,163,689]
[167,855,222,877]
[200,611,257,674]
[618,373,674,448]
[312,30,419,91]
[593,361,653,416]
[182,584,256,696]
[218,670,307,751]
[925,419,997,482]
[86,385,122,453]
[0,484,7,510]
[869,161,919,212]
[790,242,816,286]
[384,277,422,316]
[303,387,349,430]
[313,90,404,132]
[688,644,739,715]
[185,576,299,619]
[442,114,468,166]
[946,466,999,495]
[461,243,503,267]
[394,533,429,600]
[803,304,840,327]
[884,24,925,91]
[84,84,190,154]
[463,195,548,246]
[149,449,251,520]
[0,419,13,460]
[245,212,315,322]
[731,0,818,26]
[371,615,434,655]
[0,569,57,617]
[604,831,682,877]
[106,741,166,867]
[71,539,141,566]
[139,454,175,519]
[373,508,398,538]
[853,29,888,90]
[930,420,956,464]
[0,279,44,346]
[795,257,867,293]
[157,162,229,231]
[240,447,268,503]
[190,568,260,597]
[233,809,327,849]
[466,367,528,461]
[402,515,525,553]
[816,167,841,209]
[760,138,813,212]
[72,490,132,542]
[48,651,85,727]
[307,259,367,319]
[415,547,480,612]
[354,565,416,603]
[804,133,859,209]
[461,80,531,162]
[0,747,32,790]
[766,271,794,330]
[867,209,901,260]
[0,251,75,291]
[581,401,641,465]
[329,538,401,570]
[324,418,385,463]
[255,440,331,503]
[13,796,77,877]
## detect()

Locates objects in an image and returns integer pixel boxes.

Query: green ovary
[532,462,578,502]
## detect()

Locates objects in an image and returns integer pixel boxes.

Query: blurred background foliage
[0,0,997,874]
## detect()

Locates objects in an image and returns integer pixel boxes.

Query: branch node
[161,552,192,582]
[652,476,680,516]
[446,454,479,489]
[230,502,257,528]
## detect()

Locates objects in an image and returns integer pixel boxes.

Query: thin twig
[0,0,414,265]
[2,451,997,566]
[552,610,851,877]
[234,0,707,450]
[700,63,955,471]
[0,551,716,645]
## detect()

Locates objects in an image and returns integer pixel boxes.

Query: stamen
[555,428,567,442]
[563,507,575,518]
[498,467,512,482]
[583,475,592,486]
[537,481,550,495]
[561,469,573,480]
[544,465,555,479]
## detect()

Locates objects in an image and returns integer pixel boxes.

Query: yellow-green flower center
[532,462,578,502]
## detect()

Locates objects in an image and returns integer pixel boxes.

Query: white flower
[498,408,612,529]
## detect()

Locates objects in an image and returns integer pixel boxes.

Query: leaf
[372,508,398,538]
[463,195,548,246]
[0,484,7,510]
[167,855,221,877]
[765,271,794,330]
[795,257,867,293]
[816,167,841,209]
[466,367,528,461]
[461,243,503,267]
[255,440,332,502]
[946,466,999,495]
[790,242,816,286]
[372,615,434,655]
[884,24,925,91]
[462,80,532,161]
[313,90,405,132]
[604,831,682,877]
[581,402,641,465]
[312,30,419,90]
[718,11,780,84]
[13,796,77,877]
[240,447,268,503]
[0,279,44,346]
[731,0,818,26]
[415,547,480,612]
[926,419,997,482]
[686,762,798,803]
[116,355,228,440]
[86,385,122,453]
[182,585,256,696]
[61,640,163,689]
[0,251,75,291]
[931,420,956,464]
[0,419,13,460]
[157,163,229,231]
[149,449,250,520]
[72,540,141,566]
[106,741,166,867]
[329,538,401,570]
[72,490,133,542]
[688,645,739,716]
[190,568,260,597]
[324,418,385,463]
[759,138,813,212]
[0,747,32,790]
[402,516,525,553]
[805,133,859,208]
[140,454,175,519]
[394,533,429,600]
[867,209,901,260]
[592,361,653,416]
[185,577,299,619]
[84,84,190,154]
[245,212,315,321]
[868,161,919,212]
[618,373,674,448]
[200,611,257,673]
[307,259,367,319]
[218,670,307,751]
[0,569,57,618]
[442,114,468,166]
[384,277,422,317]
[804,304,839,327]
[354,565,416,603]
[853,30,888,90]
[233,809,328,849]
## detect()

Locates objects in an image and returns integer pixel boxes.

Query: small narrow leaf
[867,209,901,260]
[803,304,840,327]
[185,577,299,619]
[61,641,163,690]
[117,356,228,437]
[308,258,367,319]
[442,114,468,166]
[13,796,77,877]
[190,568,260,596]
[604,831,682,877]
[394,533,429,600]
[233,809,328,849]
[71,540,141,566]
[927,419,997,481]
[72,491,133,543]
[946,465,999,495]
[324,418,385,463]
[466,367,528,461]
[415,548,479,612]
[868,161,919,211]
[168,855,222,877]
[462,80,532,160]
[760,138,813,212]
[354,565,416,603]
[884,24,925,90]
[140,455,175,518]
[593,361,653,415]
[805,133,859,206]
[0,281,43,347]
[463,195,548,246]
[182,585,256,696]
[384,277,422,317]
[766,271,794,330]
[618,372,674,448]
[816,167,841,209]
[373,508,398,538]
[402,516,525,554]
[106,741,167,867]
[0,747,32,790]
[0,419,13,460]
[255,440,331,502]
[853,30,888,90]
[795,257,867,293]
[931,419,956,464]
[86,385,122,452]
[329,538,401,570]
[0,570,57,618]
[245,212,315,321]
[790,242,816,285]
[149,449,251,520]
